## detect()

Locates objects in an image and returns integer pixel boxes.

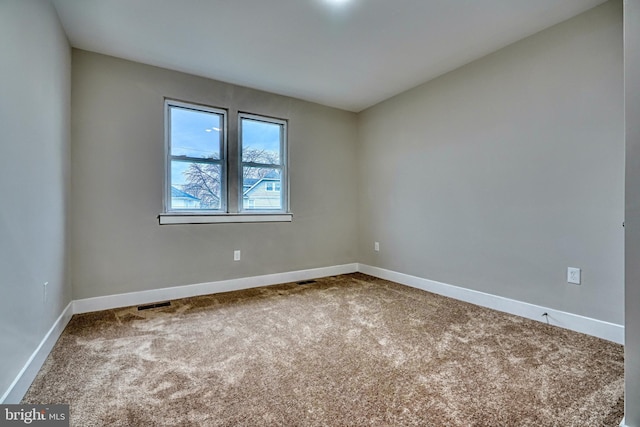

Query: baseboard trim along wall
[2,262,624,404]
[73,263,360,314]
[358,264,624,345]
[0,302,74,404]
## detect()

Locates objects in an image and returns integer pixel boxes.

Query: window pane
[242,167,282,210]
[241,118,281,164]
[170,106,221,159]
[171,160,221,210]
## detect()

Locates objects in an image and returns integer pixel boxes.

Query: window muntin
[239,114,287,212]
[166,100,227,212]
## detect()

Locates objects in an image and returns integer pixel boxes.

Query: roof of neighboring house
[243,171,280,186]
[243,172,281,196]
[243,178,260,189]
[171,186,200,200]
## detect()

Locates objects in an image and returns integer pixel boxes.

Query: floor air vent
[138,301,171,311]
[297,280,317,285]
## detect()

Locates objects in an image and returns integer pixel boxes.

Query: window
[165,100,227,212]
[265,182,281,192]
[240,113,287,212]
[161,100,290,224]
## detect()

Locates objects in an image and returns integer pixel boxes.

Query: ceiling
[51,0,607,112]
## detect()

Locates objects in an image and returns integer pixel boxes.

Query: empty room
[1,0,639,425]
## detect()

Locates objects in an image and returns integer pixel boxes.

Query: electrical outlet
[234,250,241,261]
[567,267,581,285]
[43,282,48,303]
[374,242,380,252]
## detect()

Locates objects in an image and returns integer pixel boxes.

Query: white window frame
[164,99,228,214]
[238,113,288,214]
[159,103,292,225]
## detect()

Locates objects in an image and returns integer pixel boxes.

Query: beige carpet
[23,273,624,426]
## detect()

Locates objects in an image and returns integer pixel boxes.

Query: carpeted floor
[23,273,624,426]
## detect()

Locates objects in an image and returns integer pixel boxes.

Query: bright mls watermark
[0,405,69,426]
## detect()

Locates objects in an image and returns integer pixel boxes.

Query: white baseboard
[73,263,359,314]
[620,416,626,427]
[357,264,624,345]
[0,302,74,404]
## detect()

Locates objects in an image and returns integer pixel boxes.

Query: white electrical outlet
[374,242,380,252]
[567,267,581,285]
[234,250,241,261]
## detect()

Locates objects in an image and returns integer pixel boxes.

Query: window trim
[164,99,228,213]
[238,112,289,214]
[161,102,292,224]
[158,212,292,225]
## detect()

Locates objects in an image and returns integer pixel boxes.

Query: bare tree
[183,163,221,209]
[181,148,279,207]
[242,148,279,180]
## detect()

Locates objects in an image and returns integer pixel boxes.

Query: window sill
[158,213,293,225]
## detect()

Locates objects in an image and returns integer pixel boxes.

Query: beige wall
[357,1,624,324]
[625,0,640,423]
[70,50,358,299]
[0,0,71,398]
